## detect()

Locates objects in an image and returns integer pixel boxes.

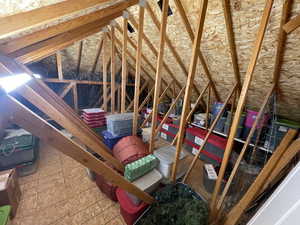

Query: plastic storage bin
[126,169,162,205]
[106,113,135,136]
[125,155,158,182]
[224,112,246,137]
[153,146,189,180]
[101,130,129,150]
[0,135,38,168]
[113,136,148,165]
[0,205,11,225]
[160,123,179,135]
[214,117,226,133]
[212,102,224,117]
[16,160,38,177]
[117,188,148,225]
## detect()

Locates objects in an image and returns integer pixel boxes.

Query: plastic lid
[82,108,105,113]
[154,146,187,165]
[132,169,162,191]
[106,113,134,121]
[0,205,11,225]
[276,119,300,129]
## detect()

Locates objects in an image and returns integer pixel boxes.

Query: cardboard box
[0,169,21,218]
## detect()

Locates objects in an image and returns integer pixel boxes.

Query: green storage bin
[125,155,158,182]
[0,205,11,225]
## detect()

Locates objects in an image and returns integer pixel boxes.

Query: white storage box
[126,169,162,205]
[154,146,189,181]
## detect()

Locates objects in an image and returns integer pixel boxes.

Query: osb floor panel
[12,142,126,225]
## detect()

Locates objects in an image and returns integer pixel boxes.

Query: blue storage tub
[101,130,130,150]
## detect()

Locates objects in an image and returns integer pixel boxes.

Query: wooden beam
[140,80,174,128]
[73,83,79,112]
[56,52,63,80]
[206,85,211,129]
[221,0,241,89]
[0,0,139,54]
[224,129,297,225]
[283,13,300,33]
[59,82,74,98]
[0,57,124,171]
[91,37,104,74]
[76,41,84,77]
[172,0,208,182]
[183,84,236,184]
[9,17,112,64]
[261,138,300,194]
[43,78,135,86]
[132,3,145,135]
[126,80,149,111]
[102,32,108,112]
[148,0,170,152]
[121,15,129,113]
[173,0,220,101]
[272,0,293,89]
[216,84,274,213]
[0,0,121,39]
[138,86,155,112]
[210,0,274,216]
[154,85,186,136]
[110,25,116,113]
[170,83,209,146]
[0,94,154,204]
[127,16,183,93]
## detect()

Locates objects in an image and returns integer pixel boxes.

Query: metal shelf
[190,122,273,153]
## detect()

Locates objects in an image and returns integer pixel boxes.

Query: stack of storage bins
[118,155,162,225]
[0,129,39,176]
[264,119,300,151]
[82,108,106,129]
[184,126,227,166]
[158,122,179,143]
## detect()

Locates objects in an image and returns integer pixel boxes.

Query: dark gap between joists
[157,0,173,16]
[127,22,135,33]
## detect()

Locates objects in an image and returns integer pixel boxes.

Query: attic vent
[127,23,135,33]
[157,0,173,16]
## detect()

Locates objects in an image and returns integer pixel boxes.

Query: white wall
[248,162,300,225]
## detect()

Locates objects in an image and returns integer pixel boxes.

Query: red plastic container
[245,109,269,128]
[116,188,148,225]
[113,136,148,165]
[95,173,118,202]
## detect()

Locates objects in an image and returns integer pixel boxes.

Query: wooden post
[154,85,186,136]
[59,82,74,98]
[102,28,108,112]
[72,82,78,112]
[183,84,237,183]
[76,40,83,77]
[206,85,211,129]
[110,23,116,113]
[210,0,274,216]
[91,37,104,74]
[0,94,154,204]
[283,13,300,33]
[170,83,209,146]
[171,0,208,181]
[126,80,149,112]
[56,51,63,80]
[221,0,241,89]
[172,0,220,101]
[121,12,129,113]
[216,84,275,213]
[149,0,170,153]
[0,58,124,172]
[132,1,145,136]
[223,129,297,225]
[273,0,293,90]
[140,80,174,128]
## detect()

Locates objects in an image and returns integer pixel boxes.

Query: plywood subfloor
[12,141,126,225]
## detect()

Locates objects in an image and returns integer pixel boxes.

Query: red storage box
[82,108,106,116]
[83,116,106,123]
[95,172,118,202]
[113,136,148,165]
[116,188,148,225]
